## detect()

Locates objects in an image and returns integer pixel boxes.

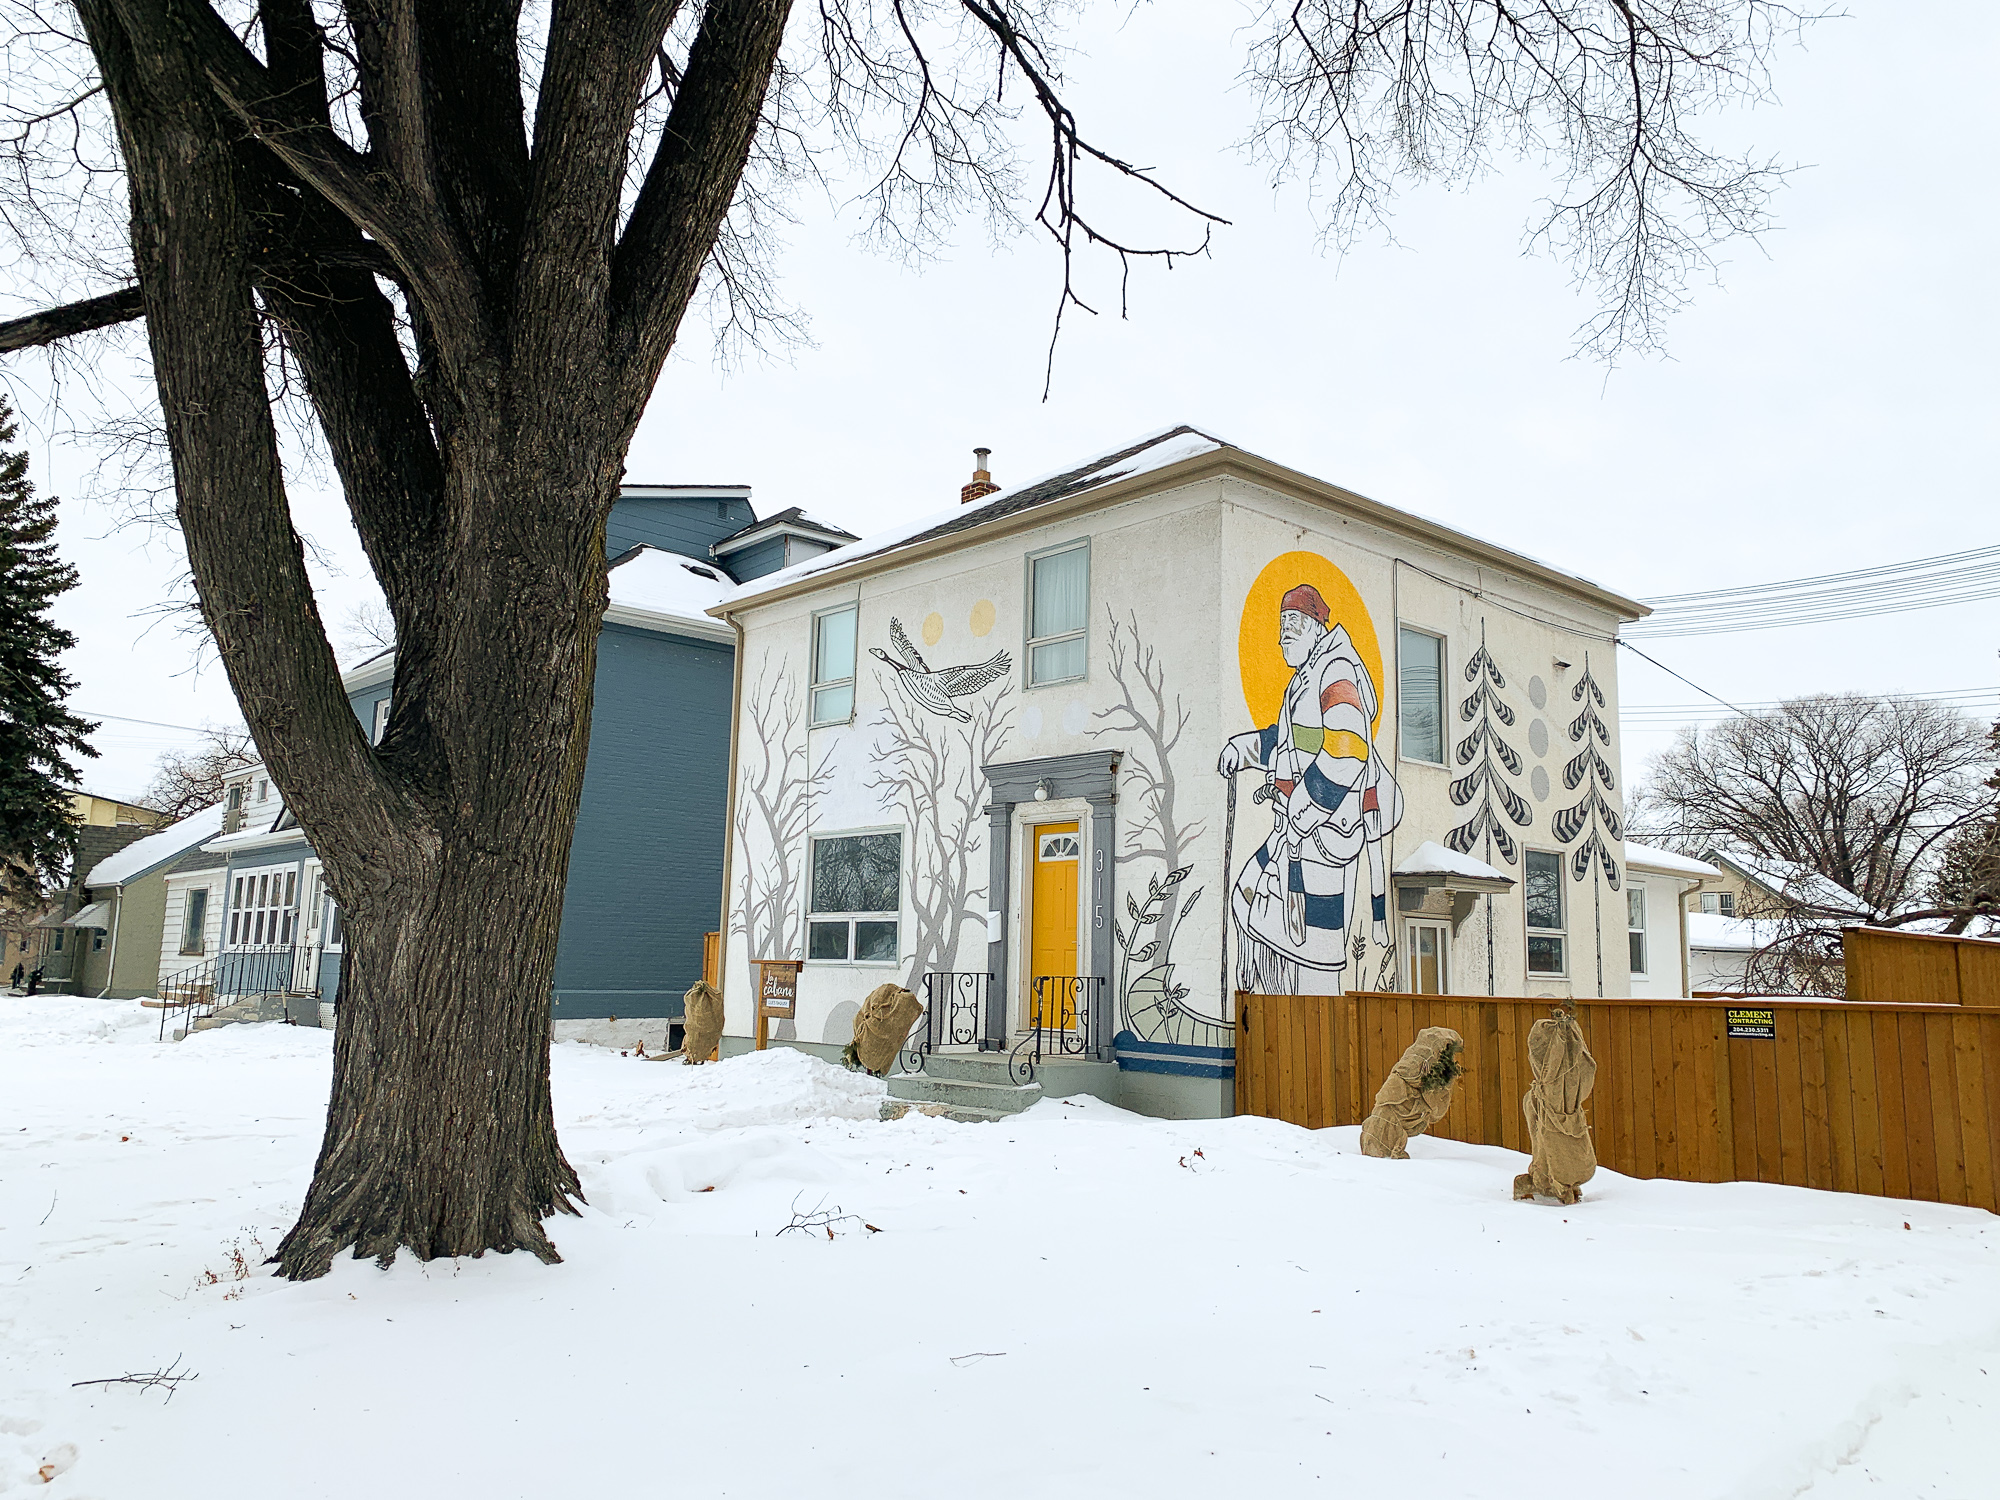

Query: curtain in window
[1398,628,1443,763]
[1031,548,1087,639]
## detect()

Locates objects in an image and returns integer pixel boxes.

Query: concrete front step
[915,1047,1120,1101]
[886,1071,1043,1117]
[879,1098,1018,1124]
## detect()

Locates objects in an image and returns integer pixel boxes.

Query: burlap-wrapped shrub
[843,984,923,1076]
[679,981,724,1065]
[1359,1026,1465,1159]
[1513,1006,1597,1205]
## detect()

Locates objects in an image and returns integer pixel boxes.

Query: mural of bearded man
[1218,582,1403,994]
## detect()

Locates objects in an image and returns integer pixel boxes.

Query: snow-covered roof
[1706,849,1870,916]
[718,426,1227,606]
[1624,842,1721,879]
[1686,913,1784,952]
[713,424,1645,618]
[1393,841,1513,884]
[606,546,735,635]
[1870,915,2000,941]
[86,802,227,887]
[710,506,859,556]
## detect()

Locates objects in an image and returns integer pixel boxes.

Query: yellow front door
[1029,822,1081,1029]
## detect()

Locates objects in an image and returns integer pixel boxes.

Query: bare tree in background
[1637,694,1993,992]
[144,728,258,821]
[1926,716,2000,935]
[336,602,395,667]
[0,1,1816,1275]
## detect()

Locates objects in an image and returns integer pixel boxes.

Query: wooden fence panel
[1232,990,1999,1215]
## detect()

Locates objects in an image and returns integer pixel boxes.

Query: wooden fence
[1234,990,2000,1214]
[1843,926,2000,1008]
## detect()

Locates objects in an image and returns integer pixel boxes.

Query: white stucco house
[708,427,1657,1118]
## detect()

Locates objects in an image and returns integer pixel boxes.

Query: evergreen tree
[0,397,96,903]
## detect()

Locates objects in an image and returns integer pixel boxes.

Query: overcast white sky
[10,1,1997,805]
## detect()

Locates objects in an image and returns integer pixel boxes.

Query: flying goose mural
[872,617,1011,722]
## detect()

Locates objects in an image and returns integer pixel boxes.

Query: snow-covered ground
[3,995,1996,1499]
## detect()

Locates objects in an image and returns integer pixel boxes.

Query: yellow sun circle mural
[1238,551,1384,734]
[968,598,997,637]
[921,611,945,647]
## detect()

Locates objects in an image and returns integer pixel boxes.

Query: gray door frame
[982,750,1121,1059]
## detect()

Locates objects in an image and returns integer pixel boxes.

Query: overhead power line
[1626,542,2000,638]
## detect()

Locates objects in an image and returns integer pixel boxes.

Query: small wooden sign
[752,957,804,1051]
[1725,1006,1776,1039]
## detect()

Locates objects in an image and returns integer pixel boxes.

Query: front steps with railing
[883,1048,1119,1122]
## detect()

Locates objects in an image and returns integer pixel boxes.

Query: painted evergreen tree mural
[1446,624,1532,865]
[1551,653,1624,889]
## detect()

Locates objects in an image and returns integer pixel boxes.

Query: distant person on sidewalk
[9,961,23,990]
[24,967,43,995]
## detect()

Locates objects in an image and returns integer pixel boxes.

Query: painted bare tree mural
[867,668,1013,991]
[1088,609,1222,1045]
[731,654,829,966]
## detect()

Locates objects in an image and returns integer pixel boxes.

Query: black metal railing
[900,971,992,1074]
[1009,975,1104,1084]
[154,943,319,1040]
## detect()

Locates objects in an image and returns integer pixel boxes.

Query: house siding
[552,621,735,1018]
[160,872,227,985]
[606,494,755,560]
[719,534,789,582]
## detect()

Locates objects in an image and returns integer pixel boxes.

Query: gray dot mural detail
[1528,675,1548,710]
[1531,764,1550,802]
[1529,718,1549,757]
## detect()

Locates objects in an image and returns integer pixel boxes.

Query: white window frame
[805,828,902,966]
[1699,890,1736,917]
[1404,919,1450,994]
[810,603,859,727]
[371,696,392,745]
[1524,848,1567,977]
[1627,884,1648,976]
[180,886,210,957]
[1024,539,1090,689]
[1396,624,1448,767]
[226,863,302,950]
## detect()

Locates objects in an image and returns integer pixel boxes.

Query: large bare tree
[0,1,1812,1276]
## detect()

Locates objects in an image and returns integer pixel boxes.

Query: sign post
[753,958,803,1051]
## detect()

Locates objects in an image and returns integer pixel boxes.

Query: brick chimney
[960,447,999,505]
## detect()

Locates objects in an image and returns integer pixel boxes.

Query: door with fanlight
[1028,822,1081,1030]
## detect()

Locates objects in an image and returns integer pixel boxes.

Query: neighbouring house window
[324,896,344,949]
[180,888,209,956]
[256,779,270,803]
[1406,921,1449,994]
[1699,891,1735,916]
[1525,850,1566,975]
[227,784,245,811]
[92,928,105,952]
[811,605,858,725]
[228,866,300,948]
[372,696,392,745]
[1628,886,1648,975]
[1026,542,1089,686]
[52,929,64,952]
[1398,627,1445,764]
[807,832,901,963]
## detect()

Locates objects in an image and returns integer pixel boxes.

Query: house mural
[712,428,1650,1119]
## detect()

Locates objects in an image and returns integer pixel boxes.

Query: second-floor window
[1398,626,1445,764]
[1699,891,1736,916]
[812,605,858,725]
[1628,886,1648,975]
[1525,849,1566,975]
[1027,542,1088,686]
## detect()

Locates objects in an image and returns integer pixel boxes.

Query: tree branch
[0,285,144,353]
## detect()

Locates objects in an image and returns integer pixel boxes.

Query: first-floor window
[180,888,210,956]
[1525,850,1566,976]
[228,866,300,948]
[807,832,901,963]
[1627,885,1648,975]
[1406,921,1449,994]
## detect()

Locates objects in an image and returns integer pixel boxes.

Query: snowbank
[3,1003,1996,1499]
[1,993,158,1047]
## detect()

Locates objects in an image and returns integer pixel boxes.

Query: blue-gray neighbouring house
[176,486,858,1036]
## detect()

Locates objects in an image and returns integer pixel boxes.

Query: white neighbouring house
[709,428,1653,1118]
